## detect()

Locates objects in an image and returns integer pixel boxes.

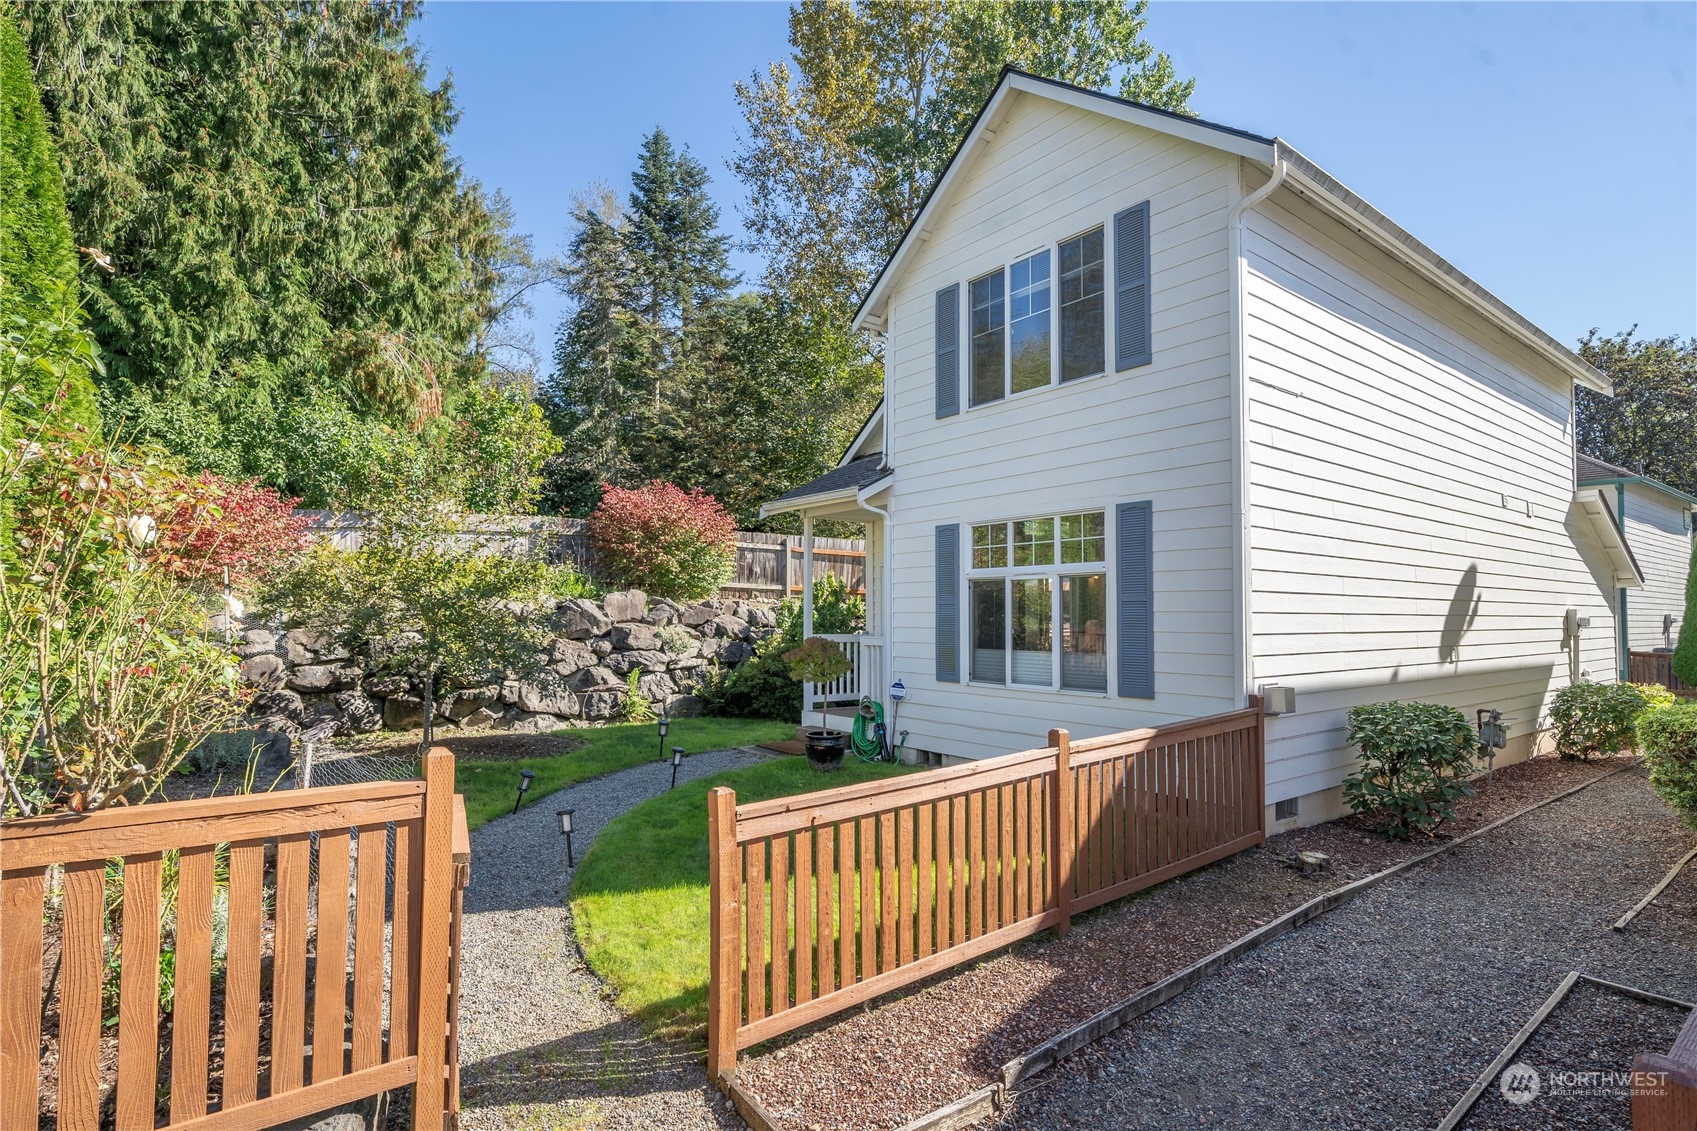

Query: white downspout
[1228,156,1288,704]
[801,512,815,638]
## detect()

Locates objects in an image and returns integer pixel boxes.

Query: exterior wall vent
[1274,797,1299,821]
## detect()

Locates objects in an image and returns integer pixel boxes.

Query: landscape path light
[671,745,685,790]
[558,808,576,867]
[513,768,535,815]
[657,715,670,765]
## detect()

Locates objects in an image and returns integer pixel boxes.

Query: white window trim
[965,512,1110,694]
[963,221,1110,411]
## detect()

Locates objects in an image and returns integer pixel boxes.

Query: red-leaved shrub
[589,481,735,600]
[158,473,311,587]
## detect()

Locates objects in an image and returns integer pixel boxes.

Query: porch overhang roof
[760,456,892,521]
[1576,488,1645,589]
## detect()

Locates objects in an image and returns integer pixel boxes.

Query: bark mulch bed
[1458,979,1691,1131]
[735,754,1630,1131]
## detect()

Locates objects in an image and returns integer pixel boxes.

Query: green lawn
[570,756,917,1046]
[454,718,795,830]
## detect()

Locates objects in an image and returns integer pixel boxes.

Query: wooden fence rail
[0,749,470,1131]
[300,511,865,599]
[705,701,1266,1079]
[1630,650,1696,698]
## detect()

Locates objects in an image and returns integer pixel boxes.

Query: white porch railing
[802,634,886,717]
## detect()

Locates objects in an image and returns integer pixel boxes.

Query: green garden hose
[850,698,886,761]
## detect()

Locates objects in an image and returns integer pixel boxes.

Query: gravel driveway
[454,747,768,1131]
[992,767,1697,1131]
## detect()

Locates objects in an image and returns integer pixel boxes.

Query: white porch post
[801,513,815,637]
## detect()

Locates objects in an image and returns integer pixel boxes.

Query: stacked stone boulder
[235,590,779,737]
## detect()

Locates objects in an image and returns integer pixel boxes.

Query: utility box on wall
[1260,685,1296,716]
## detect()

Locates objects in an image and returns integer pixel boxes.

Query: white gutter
[1228,157,1287,704]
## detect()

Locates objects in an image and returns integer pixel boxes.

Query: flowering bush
[589,480,735,600]
[2,427,251,814]
[156,473,310,587]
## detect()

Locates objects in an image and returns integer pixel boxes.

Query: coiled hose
[850,697,887,761]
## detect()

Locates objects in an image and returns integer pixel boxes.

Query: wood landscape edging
[876,760,1640,1131]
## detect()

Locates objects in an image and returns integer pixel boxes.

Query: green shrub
[699,577,864,723]
[1342,701,1478,838]
[1640,702,1697,827]
[1550,680,1661,760]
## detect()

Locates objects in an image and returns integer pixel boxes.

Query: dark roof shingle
[765,455,890,508]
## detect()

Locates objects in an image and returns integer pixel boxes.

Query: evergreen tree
[542,186,647,511]
[1675,539,1697,686]
[0,13,99,430]
[18,1,504,474]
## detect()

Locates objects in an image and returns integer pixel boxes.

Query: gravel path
[455,747,768,1131]
[735,756,1616,1130]
[991,768,1697,1131]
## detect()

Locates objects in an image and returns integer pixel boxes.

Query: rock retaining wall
[234,590,777,737]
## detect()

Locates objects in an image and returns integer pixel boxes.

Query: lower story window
[969,569,1106,692]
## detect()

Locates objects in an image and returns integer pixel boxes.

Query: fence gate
[0,748,470,1131]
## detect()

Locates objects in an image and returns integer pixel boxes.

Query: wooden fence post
[413,749,455,1131]
[1049,729,1074,938]
[707,786,742,1082]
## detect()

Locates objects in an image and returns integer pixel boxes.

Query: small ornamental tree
[589,480,735,600]
[1674,538,1697,686]
[1342,701,1478,839]
[784,636,853,733]
[262,489,574,750]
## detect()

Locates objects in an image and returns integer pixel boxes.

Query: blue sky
[415,2,1696,366]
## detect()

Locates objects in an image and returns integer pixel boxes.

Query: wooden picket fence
[706,702,1266,1078]
[1630,650,1697,698]
[0,748,470,1131]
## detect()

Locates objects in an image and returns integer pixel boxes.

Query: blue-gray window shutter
[1116,501,1154,698]
[1113,202,1151,370]
[935,523,960,682]
[935,284,960,418]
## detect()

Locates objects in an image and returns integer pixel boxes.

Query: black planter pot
[804,728,848,771]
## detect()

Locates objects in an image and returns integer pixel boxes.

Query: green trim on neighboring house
[1576,471,1697,512]
[1579,467,1697,681]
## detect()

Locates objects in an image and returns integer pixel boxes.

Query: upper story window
[969,270,1005,407]
[1059,229,1105,382]
[966,228,1106,409]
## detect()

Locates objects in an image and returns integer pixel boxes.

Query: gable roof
[853,67,1609,396]
[1576,452,1697,509]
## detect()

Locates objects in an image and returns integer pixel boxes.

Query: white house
[762,69,1653,828]
[1576,453,1697,661]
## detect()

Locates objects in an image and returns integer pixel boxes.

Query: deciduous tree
[1576,329,1697,498]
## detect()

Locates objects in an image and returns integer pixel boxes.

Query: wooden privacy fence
[706,702,1266,1078]
[300,511,865,599]
[1630,650,1696,698]
[0,748,471,1131]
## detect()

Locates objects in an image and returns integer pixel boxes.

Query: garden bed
[733,753,1635,1131]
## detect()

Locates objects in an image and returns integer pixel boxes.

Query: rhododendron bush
[1,423,298,815]
[589,481,735,601]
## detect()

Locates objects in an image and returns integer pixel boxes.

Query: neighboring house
[1576,453,1697,660]
[763,68,1646,828]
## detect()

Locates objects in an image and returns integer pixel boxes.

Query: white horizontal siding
[883,93,1241,762]
[1244,187,1618,805]
[1623,484,1694,652]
